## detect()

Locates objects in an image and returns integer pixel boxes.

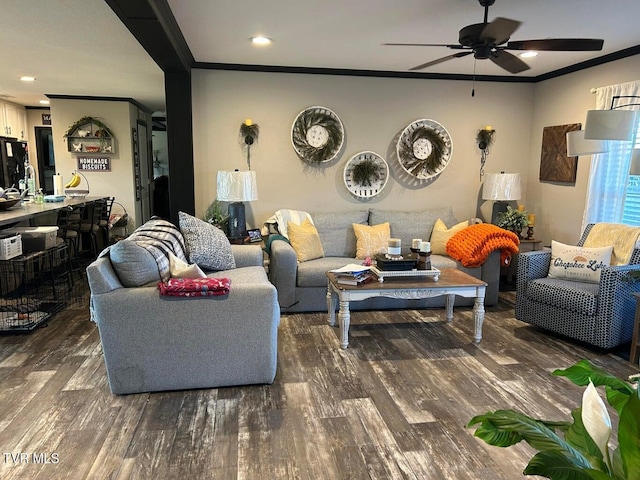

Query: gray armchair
[515,223,640,349]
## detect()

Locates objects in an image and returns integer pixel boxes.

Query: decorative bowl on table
[64,189,89,199]
[0,198,21,210]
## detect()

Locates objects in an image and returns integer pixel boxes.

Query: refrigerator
[0,137,27,189]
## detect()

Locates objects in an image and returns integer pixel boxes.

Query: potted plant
[468,360,640,479]
[203,200,228,233]
[496,205,528,236]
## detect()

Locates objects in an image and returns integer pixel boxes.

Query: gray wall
[192,56,640,245]
[192,70,534,232]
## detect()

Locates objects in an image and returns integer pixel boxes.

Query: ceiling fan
[384,0,604,74]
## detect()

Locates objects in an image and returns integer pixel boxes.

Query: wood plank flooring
[0,287,637,479]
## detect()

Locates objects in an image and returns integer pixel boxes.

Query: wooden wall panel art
[539,123,581,183]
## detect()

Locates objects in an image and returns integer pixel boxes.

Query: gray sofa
[87,244,279,395]
[268,207,501,313]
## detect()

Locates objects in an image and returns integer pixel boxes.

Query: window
[621,123,640,226]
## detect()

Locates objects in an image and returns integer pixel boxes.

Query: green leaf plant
[468,360,640,480]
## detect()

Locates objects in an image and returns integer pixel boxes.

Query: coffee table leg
[445,294,455,322]
[339,299,351,349]
[473,291,486,343]
[327,283,337,326]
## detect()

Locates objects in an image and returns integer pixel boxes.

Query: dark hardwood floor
[0,284,637,479]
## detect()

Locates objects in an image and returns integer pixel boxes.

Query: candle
[517,204,525,212]
[245,118,252,126]
[485,125,492,131]
[412,238,422,249]
[528,214,536,226]
[388,238,401,255]
[419,241,431,253]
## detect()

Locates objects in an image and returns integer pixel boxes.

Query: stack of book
[330,264,373,286]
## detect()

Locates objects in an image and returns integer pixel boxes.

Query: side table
[631,293,640,365]
[501,239,542,288]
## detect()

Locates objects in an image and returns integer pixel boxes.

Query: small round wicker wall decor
[343,151,389,199]
[396,119,453,180]
[291,106,344,164]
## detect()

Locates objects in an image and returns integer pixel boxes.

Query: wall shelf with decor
[63,116,116,154]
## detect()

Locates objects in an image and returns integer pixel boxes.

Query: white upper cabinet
[1,101,27,140]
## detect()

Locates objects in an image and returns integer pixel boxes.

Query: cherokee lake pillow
[178,211,236,271]
[287,218,325,262]
[548,240,613,283]
[353,222,390,259]
[430,218,469,255]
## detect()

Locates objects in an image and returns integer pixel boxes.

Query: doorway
[35,127,55,194]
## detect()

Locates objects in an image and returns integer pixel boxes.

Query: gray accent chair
[87,245,280,395]
[268,207,501,313]
[515,224,640,349]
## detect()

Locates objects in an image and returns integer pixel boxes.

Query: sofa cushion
[297,257,358,287]
[178,211,236,271]
[353,222,391,259]
[548,240,613,284]
[525,277,599,316]
[369,207,457,247]
[431,218,469,255]
[109,240,160,287]
[288,218,325,262]
[312,210,369,257]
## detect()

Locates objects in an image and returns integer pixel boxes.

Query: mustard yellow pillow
[287,218,325,262]
[431,218,469,254]
[353,222,390,259]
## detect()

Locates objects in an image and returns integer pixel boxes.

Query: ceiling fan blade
[489,50,530,74]
[506,38,604,51]
[481,17,521,45]
[383,42,465,49]
[409,51,473,71]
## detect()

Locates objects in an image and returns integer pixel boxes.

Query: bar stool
[57,204,85,280]
[79,200,104,259]
[99,197,114,246]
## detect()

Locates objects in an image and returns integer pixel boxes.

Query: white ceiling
[2,0,639,113]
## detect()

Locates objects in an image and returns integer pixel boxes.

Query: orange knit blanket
[445,224,520,268]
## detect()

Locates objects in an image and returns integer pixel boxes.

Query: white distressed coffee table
[326,268,487,349]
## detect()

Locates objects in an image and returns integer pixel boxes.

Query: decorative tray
[370,266,440,282]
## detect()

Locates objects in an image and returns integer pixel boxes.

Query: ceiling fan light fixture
[519,51,538,58]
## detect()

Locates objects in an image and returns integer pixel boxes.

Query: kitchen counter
[0,196,107,228]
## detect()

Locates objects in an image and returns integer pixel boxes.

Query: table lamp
[482,172,521,224]
[216,170,258,239]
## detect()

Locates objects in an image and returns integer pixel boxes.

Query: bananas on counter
[65,172,81,189]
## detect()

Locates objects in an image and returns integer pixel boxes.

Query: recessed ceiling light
[20,76,36,82]
[39,100,50,105]
[251,36,272,46]
[519,51,539,58]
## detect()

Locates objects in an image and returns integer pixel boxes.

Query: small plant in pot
[203,200,228,233]
[496,205,528,237]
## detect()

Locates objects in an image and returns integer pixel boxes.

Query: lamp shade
[482,173,521,201]
[566,130,608,156]
[216,170,258,202]
[584,109,639,141]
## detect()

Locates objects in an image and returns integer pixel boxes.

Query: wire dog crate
[0,244,72,332]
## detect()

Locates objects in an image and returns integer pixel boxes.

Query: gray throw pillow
[178,211,236,271]
[109,240,161,287]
